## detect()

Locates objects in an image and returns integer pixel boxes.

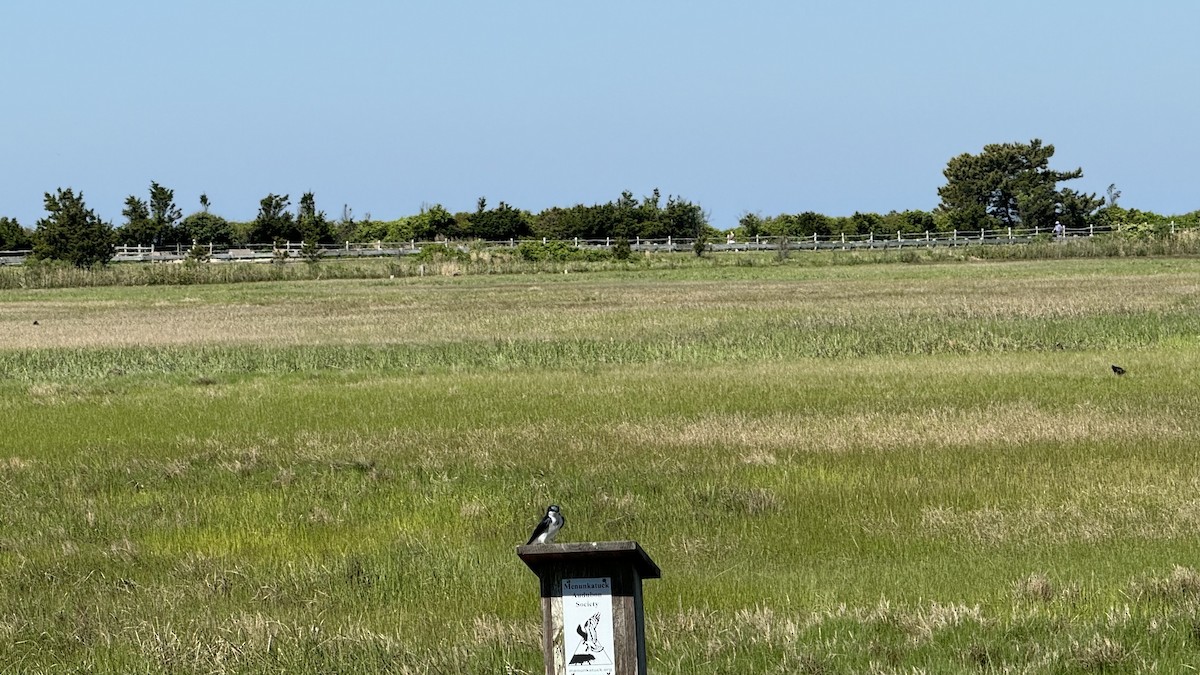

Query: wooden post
[518,541,661,675]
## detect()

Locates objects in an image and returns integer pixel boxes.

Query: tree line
[3,139,1197,267]
[0,186,712,267]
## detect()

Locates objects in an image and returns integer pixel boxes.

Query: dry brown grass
[615,402,1197,458]
[3,259,1199,351]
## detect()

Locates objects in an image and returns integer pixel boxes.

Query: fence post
[953,229,957,243]
[1089,224,1094,237]
[1008,227,1013,241]
[574,237,579,247]
[980,229,985,242]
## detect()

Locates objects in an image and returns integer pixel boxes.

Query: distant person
[1053,220,1065,238]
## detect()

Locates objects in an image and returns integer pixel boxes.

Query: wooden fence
[0,222,1188,265]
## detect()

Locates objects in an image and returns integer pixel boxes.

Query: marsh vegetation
[2,257,1200,672]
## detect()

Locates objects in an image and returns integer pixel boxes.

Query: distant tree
[794,211,832,237]
[849,211,883,235]
[638,189,662,228]
[148,181,183,244]
[334,204,356,242]
[527,189,696,241]
[939,201,991,233]
[118,195,155,246]
[656,195,709,240]
[882,209,937,234]
[738,212,764,238]
[615,190,639,240]
[533,201,617,240]
[180,193,233,245]
[0,216,32,250]
[353,211,388,241]
[408,203,456,241]
[118,182,183,246]
[1057,187,1106,230]
[296,192,333,243]
[32,188,115,267]
[466,199,531,240]
[250,193,297,243]
[938,139,1096,229]
[180,211,233,245]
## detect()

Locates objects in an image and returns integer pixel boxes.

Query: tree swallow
[526,504,564,545]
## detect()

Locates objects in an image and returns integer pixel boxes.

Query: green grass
[2,257,1200,672]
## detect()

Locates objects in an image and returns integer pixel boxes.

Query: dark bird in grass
[1111,364,1126,376]
[32,320,38,326]
[525,504,564,545]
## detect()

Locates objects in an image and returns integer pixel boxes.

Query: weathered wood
[517,541,660,675]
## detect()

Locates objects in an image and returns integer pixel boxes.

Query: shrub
[612,237,632,261]
[516,240,609,262]
[413,243,469,263]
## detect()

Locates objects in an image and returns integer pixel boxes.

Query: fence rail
[0,222,1188,266]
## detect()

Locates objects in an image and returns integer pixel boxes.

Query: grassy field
[2,256,1200,673]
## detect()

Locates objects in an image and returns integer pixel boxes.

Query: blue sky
[2,1,1196,230]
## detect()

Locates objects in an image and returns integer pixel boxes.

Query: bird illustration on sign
[568,611,609,666]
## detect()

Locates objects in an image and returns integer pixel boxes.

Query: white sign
[562,577,615,674]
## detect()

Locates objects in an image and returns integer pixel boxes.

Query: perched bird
[32,320,38,326]
[1111,364,1126,376]
[525,504,564,545]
